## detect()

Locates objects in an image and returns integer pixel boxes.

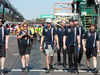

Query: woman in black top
[18,22,33,72]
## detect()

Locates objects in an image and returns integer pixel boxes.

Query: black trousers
[78,45,83,64]
[71,2,80,13]
[57,43,67,65]
[67,45,78,70]
[87,0,95,6]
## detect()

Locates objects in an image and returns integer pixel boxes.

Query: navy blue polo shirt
[57,26,66,43]
[42,27,57,43]
[0,27,9,46]
[64,26,79,46]
[83,30,99,48]
[78,26,85,45]
[19,30,32,45]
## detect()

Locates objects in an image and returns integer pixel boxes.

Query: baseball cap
[46,18,52,23]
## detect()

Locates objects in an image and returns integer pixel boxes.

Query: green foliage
[35,18,45,22]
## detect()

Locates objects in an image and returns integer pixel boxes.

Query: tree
[35,18,41,22]
[35,18,45,23]
[25,19,31,22]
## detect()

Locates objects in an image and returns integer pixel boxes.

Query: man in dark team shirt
[18,22,33,72]
[56,20,67,68]
[0,17,9,75]
[63,19,80,74]
[40,18,59,73]
[83,24,100,74]
[74,20,85,66]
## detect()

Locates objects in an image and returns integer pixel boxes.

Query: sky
[11,0,71,20]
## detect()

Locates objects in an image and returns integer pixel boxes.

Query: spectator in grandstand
[74,20,85,66]
[82,24,100,74]
[63,19,80,74]
[0,17,9,75]
[40,18,59,73]
[18,22,33,72]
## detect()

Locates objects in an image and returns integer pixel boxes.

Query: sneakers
[69,68,73,74]
[26,67,29,72]
[22,66,30,72]
[87,66,90,72]
[94,68,99,74]
[63,64,67,68]
[22,67,26,72]
[57,62,60,66]
[78,63,82,67]
[74,70,79,75]
[46,69,50,73]
[0,70,5,75]
[50,65,53,71]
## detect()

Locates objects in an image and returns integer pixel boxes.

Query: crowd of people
[40,18,100,75]
[0,16,100,75]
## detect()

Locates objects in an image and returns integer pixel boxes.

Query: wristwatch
[40,45,42,46]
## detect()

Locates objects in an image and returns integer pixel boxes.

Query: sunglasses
[24,26,28,27]
[47,22,51,24]
[74,24,78,25]
[0,21,2,22]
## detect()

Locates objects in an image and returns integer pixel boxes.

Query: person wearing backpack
[18,22,33,72]
[0,17,9,75]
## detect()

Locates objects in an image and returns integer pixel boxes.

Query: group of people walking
[0,17,100,75]
[40,18,100,75]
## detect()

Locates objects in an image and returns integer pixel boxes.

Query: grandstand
[0,0,24,22]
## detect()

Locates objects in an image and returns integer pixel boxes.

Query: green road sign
[0,10,6,14]
[73,0,84,2]
[40,14,56,18]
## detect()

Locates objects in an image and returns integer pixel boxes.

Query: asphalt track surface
[1,36,100,75]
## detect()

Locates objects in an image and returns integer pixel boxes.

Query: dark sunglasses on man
[47,22,51,24]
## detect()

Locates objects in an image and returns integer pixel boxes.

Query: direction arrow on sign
[40,14,56,18]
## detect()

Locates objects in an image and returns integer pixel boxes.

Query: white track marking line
[3,69,100,73]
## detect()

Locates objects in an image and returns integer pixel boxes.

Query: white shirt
[95,0,100,4]
[97,0,100,4]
